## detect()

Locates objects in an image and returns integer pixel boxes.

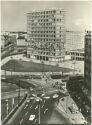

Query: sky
[1,1,92,31]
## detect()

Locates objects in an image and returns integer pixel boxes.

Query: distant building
[1,34,16,49]
[9,31,27,39]
[65,30,85,52]
[16,36,27,52]
[1,31,27,39]
[17,36,27,46]
[70,48,84,61]
[27,8,66,62]
[1,35,16,59]
[1,35,5,49]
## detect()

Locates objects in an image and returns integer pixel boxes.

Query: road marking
[44,108,48,114]
[25,112,28,116]
[44,100,46,103]
[20,118,23,124]
[41,105,44,108]
[24,104,28,109]
[35,105,38,110]
[26,104,28,107]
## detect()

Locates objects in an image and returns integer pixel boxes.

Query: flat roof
[27,8,66,14]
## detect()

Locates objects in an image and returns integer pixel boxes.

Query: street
[9,96,72,125]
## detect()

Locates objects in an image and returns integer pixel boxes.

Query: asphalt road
[10,96,72,125]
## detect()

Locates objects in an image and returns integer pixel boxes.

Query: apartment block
[27,8,66,62]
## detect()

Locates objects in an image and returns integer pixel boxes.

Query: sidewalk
[56,95,87,124]
[1,54,24,66]
[5,96,27,124]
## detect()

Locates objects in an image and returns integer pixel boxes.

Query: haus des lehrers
[27,8,66,63]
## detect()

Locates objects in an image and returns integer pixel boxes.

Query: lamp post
[32,95,42,124]
[6,99,9,116]
[18,79,20,105]
[38,100,41,124]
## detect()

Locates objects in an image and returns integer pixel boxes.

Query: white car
[29,115,35,121]
[27,99,30,103]
[43,96,50,99]
[53,94,59,98]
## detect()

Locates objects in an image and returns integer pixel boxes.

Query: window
[57,19,59,21]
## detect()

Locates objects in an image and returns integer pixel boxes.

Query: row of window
[28,37,62,42]
[30,34,64,38]
[71,57,84,61]
[30,31,56,33]
[71,52,84,56]
[31,23,56,26]
[28,26,56,30]
[32,38,56,42]
[27,27,64,31]
[28,30,64,35]
[37,51,56,56]
[28,18,64,23]
[30,34,56,37]
[28,10,64,16]
[27,15,55,19]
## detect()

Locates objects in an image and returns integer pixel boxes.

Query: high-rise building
[84,31,91,93]
[65,30,85,52]
[27,8,66,62]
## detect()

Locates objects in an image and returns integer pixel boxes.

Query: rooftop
[27,8,66,14]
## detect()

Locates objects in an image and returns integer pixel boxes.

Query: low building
[70,48,84,61]
[16,36,27,52]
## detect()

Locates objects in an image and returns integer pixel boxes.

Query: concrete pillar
[45,56,46,61]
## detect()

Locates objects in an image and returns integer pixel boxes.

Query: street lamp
[6,99,9,116]
[18,79,20,105]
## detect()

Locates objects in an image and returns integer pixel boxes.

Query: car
[41,93,45,97]
[27,99,30,103]
[35,97,42,102]
[53,94,59,98]
[29,115,35,121]
[43,96,50,99]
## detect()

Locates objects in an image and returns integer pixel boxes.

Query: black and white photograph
[1,0,91,125]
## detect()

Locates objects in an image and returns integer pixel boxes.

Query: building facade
[16,36,27,52]
[67,31,91,123]
[70,48,84,61]
[65,30,85,52]
[27,8,66,62]
[84,31,91,93]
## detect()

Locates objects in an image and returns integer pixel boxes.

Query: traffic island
[55,95,87,124]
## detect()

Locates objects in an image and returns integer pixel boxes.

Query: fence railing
[2,94,27,125]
